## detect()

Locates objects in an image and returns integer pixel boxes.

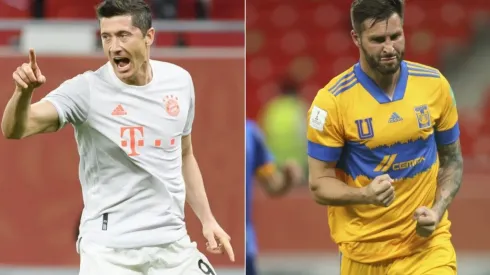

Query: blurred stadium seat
[0,0,244,274]
[247,1,490,274]
[0,0,244,47]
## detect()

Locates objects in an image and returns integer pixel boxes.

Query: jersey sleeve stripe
[435,121,460,145]
[332,80,359,96]
[408,72,441,78]
[406,62,437,70]
[406,66,438,74]
[328,72,355,92]
[307,141,342,162]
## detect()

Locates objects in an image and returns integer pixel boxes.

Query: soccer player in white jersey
[1,0,235,274]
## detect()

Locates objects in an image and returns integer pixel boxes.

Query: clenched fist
[362,174,395,207]
[413,206,439,238]
[13,48,46,92]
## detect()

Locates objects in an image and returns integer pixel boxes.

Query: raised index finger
[29,49,37,66]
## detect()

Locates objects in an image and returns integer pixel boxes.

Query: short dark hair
[351,0,404,34]
[96,0,152,35]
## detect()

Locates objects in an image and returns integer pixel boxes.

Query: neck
[360,58,400,97]
[123,59,152,86]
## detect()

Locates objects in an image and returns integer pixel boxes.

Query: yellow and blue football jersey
[306,61,460,263]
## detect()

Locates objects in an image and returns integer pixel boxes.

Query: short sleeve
[307,88,344,162]
[183,73,195,136]
[435,75,460,145]
[40,74,90,128]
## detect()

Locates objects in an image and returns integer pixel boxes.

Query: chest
[86,84,191,155]
[343,97,441,147]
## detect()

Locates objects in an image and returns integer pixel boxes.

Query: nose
[383,43,395,54]
[382,38,396,53]
[109,38,123,54]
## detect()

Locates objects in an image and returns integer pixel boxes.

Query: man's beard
[361,45,404,75]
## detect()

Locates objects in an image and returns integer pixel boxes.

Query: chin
[378,63,400,75]
[115,68,134,79]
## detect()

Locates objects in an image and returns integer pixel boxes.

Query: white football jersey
[42,60,195,248]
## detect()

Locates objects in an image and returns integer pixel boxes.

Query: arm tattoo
[433,139,464,218]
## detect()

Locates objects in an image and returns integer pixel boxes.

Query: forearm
[265,170,292,196]
[432,141,464,218]
[258,166,292,197]
[1,88,33,138]
[309,176,368,206]
[182,153,215,224]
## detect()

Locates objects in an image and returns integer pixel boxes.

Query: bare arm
[257,160,302,197]
[258,168,290,197]
[308,157,370,206]
[181,134,215,224]
[1,88,59,139]
[2,49,59,139]
[432,139,464,219]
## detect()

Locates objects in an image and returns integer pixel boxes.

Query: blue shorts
[246,254,257,275]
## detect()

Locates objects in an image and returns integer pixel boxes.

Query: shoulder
[404,60,450,96]
[405,60,443,79]
[56,69,95,90]
[77,62,111,84]
[314,66,357,108]
[150,59,192,81]
[323,66,357,94]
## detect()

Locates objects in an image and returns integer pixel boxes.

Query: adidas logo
[388,112,403,123]
[111,104,127,116]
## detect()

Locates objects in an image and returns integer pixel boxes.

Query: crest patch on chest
[163,95,180,117]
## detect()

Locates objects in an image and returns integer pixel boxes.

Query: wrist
[431,206,444,222]
[200,213,216,226]
[359,186,372,204]
[14,87,34,97]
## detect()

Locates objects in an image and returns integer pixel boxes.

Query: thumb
[38,74,46,84]
[378,174,393,183]
[413,207,428,220]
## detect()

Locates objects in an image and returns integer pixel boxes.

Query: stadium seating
[246,0,490,124]
[0,0,243,47]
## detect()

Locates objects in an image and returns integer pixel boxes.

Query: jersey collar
[354,60,408,104]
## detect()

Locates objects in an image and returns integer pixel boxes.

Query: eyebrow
[368,31,402,39]
[100,30,131,36]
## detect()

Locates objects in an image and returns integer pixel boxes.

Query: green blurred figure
[259,79,308,176]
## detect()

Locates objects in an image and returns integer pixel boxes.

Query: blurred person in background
[150,0,210,47]
[306,0,463,274]
[1,0,235,274]
[245,119,303,275]
[258,78,308,176]
[151,0,178,19]
[151,0,210,19]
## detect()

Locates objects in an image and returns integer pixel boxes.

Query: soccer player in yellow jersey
[306,0,463,274]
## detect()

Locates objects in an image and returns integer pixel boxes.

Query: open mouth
[113,57,131,71]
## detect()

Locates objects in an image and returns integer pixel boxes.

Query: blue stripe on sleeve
[307,141,342,162]
[435,122,460,145]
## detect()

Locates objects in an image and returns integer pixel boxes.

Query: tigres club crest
[414,104,431,129]
[163,95,180,117]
